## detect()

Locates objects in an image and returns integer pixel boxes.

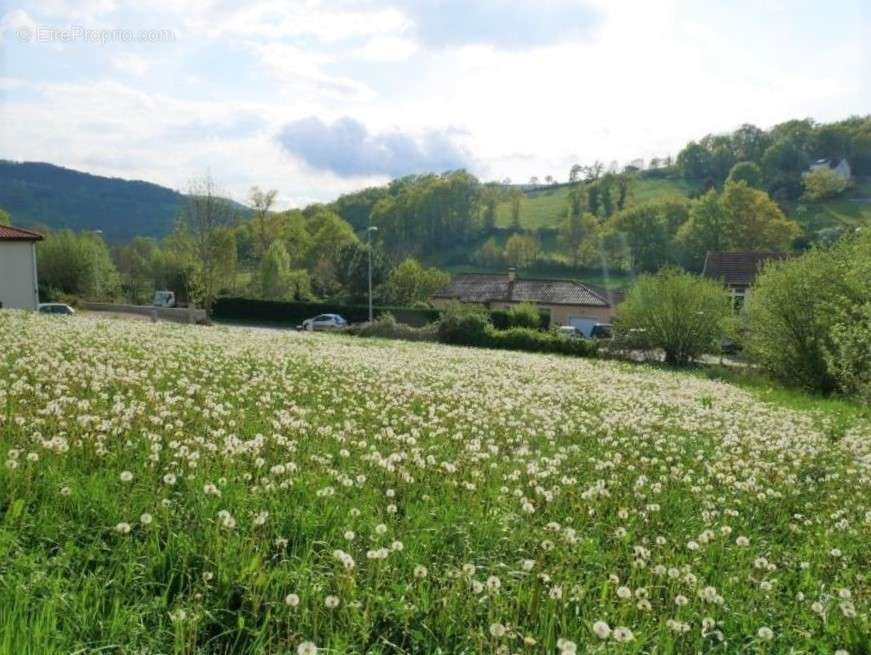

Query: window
[730,286,746,311]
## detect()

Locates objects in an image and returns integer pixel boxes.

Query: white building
[0,225,43,310]
[808,158,851,181]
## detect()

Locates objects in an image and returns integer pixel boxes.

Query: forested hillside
[325,115,870,276]
[9,115,871,305]
[0,161,186,241]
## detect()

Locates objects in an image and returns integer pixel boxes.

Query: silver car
[301,314,348,331]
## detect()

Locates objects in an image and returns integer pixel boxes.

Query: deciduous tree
[616,269,730,366]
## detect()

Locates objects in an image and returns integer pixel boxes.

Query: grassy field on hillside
[494,179,699,230]
[494,177,871,234]
[2,313,869,654]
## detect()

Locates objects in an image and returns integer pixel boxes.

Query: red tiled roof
[433,273,613,307]
[702,251,790,286]
[0,225,44,241]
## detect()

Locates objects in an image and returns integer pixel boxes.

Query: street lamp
[367,226,378,322]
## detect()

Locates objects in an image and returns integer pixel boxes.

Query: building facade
[431,269,621,336]
[702,251,790,310]
[0,225,43,310]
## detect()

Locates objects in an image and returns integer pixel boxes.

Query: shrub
[827,304,871,402]
[822,230,871,399]
[505,302,541,329]
[746,246,850,393]
[616,268,731,366]
[490,306,550,331]
[802,167,848,202]
[436,302,492,346]
[348,313,439,342]
[486,327,597,357]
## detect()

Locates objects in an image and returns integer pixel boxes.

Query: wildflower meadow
[0,312,868,654]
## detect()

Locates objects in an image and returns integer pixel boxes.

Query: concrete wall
[82,302,208,324]
[0,241,38,310]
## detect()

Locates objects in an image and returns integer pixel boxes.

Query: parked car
[38,303,75,316]
[720,339,743,355]
[153,290,176,307]
[557,325,582,338]
[590,323,613,339]
[301,314,348,331]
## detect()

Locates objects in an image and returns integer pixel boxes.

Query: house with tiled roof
[0,224,43,310]
[702,251,790,310]
[431,268,622,335]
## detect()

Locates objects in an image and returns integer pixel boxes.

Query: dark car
[590,323,612,339]
[38,303,75,316]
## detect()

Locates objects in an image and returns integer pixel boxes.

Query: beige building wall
[0,241,39,310]
[432,298,615,325]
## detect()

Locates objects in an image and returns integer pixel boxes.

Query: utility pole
[367,226,378,322]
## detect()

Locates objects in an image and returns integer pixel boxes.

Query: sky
[0,0,869,208]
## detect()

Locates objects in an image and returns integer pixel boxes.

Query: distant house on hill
[807,158,851,181]
[431,268,622,335]
[0,225,43,310]
[702,251,790,310]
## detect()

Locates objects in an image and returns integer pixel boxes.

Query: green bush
[490,306,550,330]
[749,228,869,396]
[486,326,597,357]
[616,268,731,366]
[505,302,542,329]
[348,313,439,342]
[746,244,857,394]
[436,302,492,345]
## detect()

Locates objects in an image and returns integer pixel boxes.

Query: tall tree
[726,161,763,189]
[677,183,800,269]
[248,186,278,259]
[559,203,587,268]
[675,190,729,270]
[504,233,539,269]
[568,164,582,183]
[721,181,801,250]
[37,230,121,300]
[382,258,450,306]
[260,240,292,299]
[608,198,690,272]
[509,190,523,231]
[179,174,238,311]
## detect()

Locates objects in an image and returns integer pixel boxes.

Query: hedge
[490,308,551,331]
[212,297,441,327]
[212,297,551,330]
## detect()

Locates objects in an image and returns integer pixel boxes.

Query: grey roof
[702,251,790,286]
[433,274,611,307]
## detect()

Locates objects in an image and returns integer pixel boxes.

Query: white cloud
[111,53,150,77]
[354,35,418,62]
[1,0,868,205]
[0,8,37,41]
[248,41,374,101]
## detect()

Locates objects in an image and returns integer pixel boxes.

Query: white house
[808,158,851,181]
[0,225,43,310]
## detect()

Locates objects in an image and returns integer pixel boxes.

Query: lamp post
[367,226,378,322]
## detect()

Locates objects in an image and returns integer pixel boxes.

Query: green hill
[495,176,871,232]
[0,161,250,242]
[494,178,701,230]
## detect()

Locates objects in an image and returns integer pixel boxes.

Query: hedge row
[490,308,551,331]
[212,297,441,328]
[350,315,597,358]
[212,297,551,330]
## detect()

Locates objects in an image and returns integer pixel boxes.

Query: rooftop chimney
[507,267,516,283]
